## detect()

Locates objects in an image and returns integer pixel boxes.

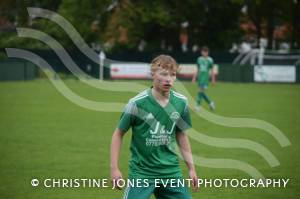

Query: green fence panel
[0,59,37,81]
[218,64,253,83]
[296,63,300,83]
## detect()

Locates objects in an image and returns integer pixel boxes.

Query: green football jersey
[196,56,214,85]
[118,88,192,179]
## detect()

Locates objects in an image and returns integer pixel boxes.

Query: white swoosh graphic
[16,27,148,92]
[6,48,124,112]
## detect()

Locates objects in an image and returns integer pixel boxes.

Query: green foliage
[0,0,298,51]
[243,0,299,48]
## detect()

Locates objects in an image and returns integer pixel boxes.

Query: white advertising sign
[110,63,198,79]
[110,63,151,79]
[254,65,296,82]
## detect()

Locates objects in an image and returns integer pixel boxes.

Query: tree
[103,0,243,51]
[243,0,298,49]
[0,0,297,51]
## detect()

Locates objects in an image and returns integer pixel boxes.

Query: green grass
[0,79,299,199]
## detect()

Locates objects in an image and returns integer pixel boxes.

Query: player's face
[152,67,176,93]
[201,50,209,57]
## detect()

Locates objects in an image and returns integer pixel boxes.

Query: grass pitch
[0,79,299,199]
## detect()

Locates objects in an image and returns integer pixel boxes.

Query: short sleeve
[176,103,192,133]
[196,57,201,68]
[117,102,137,132]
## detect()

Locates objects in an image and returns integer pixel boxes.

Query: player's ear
[151,69,155,77]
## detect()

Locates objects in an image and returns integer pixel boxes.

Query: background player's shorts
[198,82,208,90]
[123,182,191,199]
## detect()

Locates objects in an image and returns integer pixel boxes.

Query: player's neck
[151,86,170,103]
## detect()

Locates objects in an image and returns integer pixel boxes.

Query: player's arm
[110,128,125,187]
[176,132,199,191]
[192,66,198,83]
[209,58,214,76]
[193,58,201,83]
[110,101,135,188]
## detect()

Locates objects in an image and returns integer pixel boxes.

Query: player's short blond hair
[150,55,179,73]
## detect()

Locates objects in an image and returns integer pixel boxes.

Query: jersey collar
[148,87,173,109]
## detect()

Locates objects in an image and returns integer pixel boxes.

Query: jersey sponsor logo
[149,121,176,135]
[147,121,176,146]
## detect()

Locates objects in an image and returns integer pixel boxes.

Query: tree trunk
[256,21,261,48]
[267,6,275,49]
[253,6,262,48]
[291,1,300,49]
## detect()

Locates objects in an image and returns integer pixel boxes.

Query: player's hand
[110,168,123,190]
[189,169,199,191]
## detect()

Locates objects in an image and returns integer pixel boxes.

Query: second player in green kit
[192,46,216,111]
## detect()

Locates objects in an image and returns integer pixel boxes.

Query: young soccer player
[110,55,198,199]
[192,46,215,111]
